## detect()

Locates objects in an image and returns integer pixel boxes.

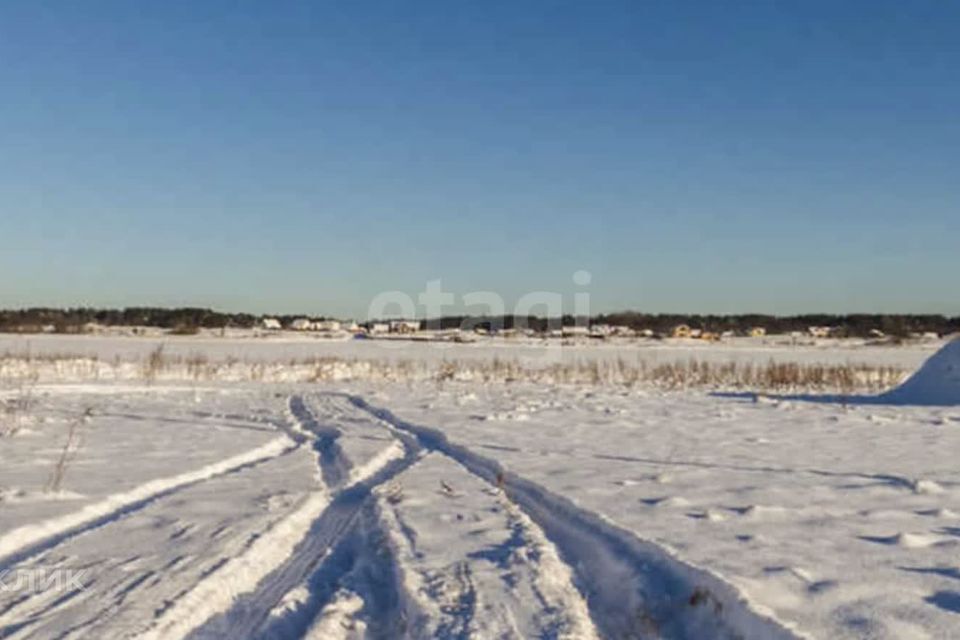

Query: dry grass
[0,353,909,393]
[167,325,200,336]
[45,407,92,493]
[142,344,166,383]
[1,372,39,438]
[185,353,211,381]
[424,357,905,393]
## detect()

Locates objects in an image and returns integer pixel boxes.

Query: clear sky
[0,1,957,318]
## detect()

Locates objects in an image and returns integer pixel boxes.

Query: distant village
[1,308,955,342]
[253,317,945,344]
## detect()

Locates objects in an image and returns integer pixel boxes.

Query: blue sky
[0,1,957,317]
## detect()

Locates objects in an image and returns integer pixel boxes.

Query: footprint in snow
[729,504,790,519]
[762,566,839,594]
[687,509,727,522]
[641,496,691,508]
[858,532,956,549]
[925,590,960,614]
[916,508,960,519]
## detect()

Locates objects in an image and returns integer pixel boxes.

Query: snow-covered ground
[1,338,958,639]
[0,332,945,369]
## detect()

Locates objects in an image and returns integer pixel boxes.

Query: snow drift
[883,337,960,405]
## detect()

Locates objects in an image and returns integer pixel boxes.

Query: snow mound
[883,338,960,406]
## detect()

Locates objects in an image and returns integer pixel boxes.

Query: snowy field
[1,336,959,639]
[0,332,943,370]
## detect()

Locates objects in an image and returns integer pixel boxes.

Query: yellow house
[749,327,767,338]
[672,324,692,339]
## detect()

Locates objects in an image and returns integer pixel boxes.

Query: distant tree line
[1,307,957,338]
[0,308,353,333]
[0,307,257,333]
[423,315,559,333]
[411,313,960,338]
[590,312,960,338]
[406,313,960,338]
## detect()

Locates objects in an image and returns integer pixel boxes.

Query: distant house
[590,324,636,338]
[562,326,590,337]
[672,325,692,339]
[315,320,341,332]
[390,320,421,334]
[808,326,833,339]
[369,322,390,335]
[689,328,703,339]
[290,318,313,331]
[82,322,105,334]
[638,328,655,338]
[261,318,282,331]
[589,324,615,338]
[749,327,767,338]
[868,329,886,339]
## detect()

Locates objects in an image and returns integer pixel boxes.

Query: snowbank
[883,337,960,405]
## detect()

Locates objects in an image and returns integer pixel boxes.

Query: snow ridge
[0,436,295,572]
[883,337,960,405]
[136,491,331,640]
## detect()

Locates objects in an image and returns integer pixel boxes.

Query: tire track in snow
[253,497,407,640]
[346,393,805,640]
[173,394,418,639]
[136,490,333,640]
[0,453,312,640]
[0,436,297,574]
[0,395,319,639]
[286,395,350,489]
[374,452,600,639]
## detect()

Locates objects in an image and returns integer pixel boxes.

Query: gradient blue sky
[1,1,957,317]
